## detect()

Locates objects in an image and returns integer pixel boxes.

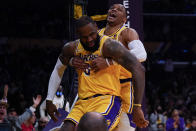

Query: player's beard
[80,35,100,52]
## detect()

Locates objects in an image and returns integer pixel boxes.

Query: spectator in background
[7,108,18,117]
[149,105,167,131]
[157,123,166,131]
[77,112,108,131]
[0,84,9,123]
[187,117,196,131]
[0,100,8,123]
[166,109,185,131]
[21,112,36,131]
[7,95,41,131]
[0,84,42,131]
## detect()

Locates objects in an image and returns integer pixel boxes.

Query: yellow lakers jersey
[75,35,121,99]
[98,26,132,79]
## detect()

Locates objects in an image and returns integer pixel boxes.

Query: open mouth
[0,112,4,115]
[88,42,95,47]
[108,13,116,19]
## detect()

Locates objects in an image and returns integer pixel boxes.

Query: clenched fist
[46,100,60,122]
[132,106,149,128]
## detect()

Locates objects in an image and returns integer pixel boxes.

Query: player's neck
[104,23,124,36]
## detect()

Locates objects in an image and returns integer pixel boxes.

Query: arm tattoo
[103,38,145,104]
[104,38,139,70]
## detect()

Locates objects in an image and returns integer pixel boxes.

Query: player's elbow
[128,40,147,62]
[130,50,147,62]
[140,64,146,72]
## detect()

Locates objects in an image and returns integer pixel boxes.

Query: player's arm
[103,38,149,128]
[46,42,76,122]
[121,28,149,127]
[121,28,147,62]
[90,29,147,72]
[102,39,149,128]
[102,38,145,105]
[46,42,75,101]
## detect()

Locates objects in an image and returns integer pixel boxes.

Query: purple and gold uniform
[65,35,122,131]
[99,26,134,114]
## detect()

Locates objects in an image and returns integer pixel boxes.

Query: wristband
[133,104,142,107]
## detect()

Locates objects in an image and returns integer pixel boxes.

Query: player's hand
[132,106,149,128]
[71,56,88,70]
[91,57,108,72]
[46,100,60,122]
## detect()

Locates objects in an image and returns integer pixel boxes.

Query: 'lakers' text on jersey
[74,35,121,99]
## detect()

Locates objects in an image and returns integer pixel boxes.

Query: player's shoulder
[63,40,78,49]
[61,40,79,55]
[121,27,139,41]
[121,27,138,35]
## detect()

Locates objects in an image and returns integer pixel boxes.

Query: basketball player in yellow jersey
[46,16,146,131]
[88,4,148,130]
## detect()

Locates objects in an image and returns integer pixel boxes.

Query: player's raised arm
[46,42,76,122]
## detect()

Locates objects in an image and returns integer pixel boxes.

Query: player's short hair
[75,16,96,29]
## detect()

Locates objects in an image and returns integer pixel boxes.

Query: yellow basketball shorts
[65,95,122,131]
[120,78,134,113]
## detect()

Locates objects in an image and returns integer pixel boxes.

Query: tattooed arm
[102,38,145,105]
[102,38,148,128]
